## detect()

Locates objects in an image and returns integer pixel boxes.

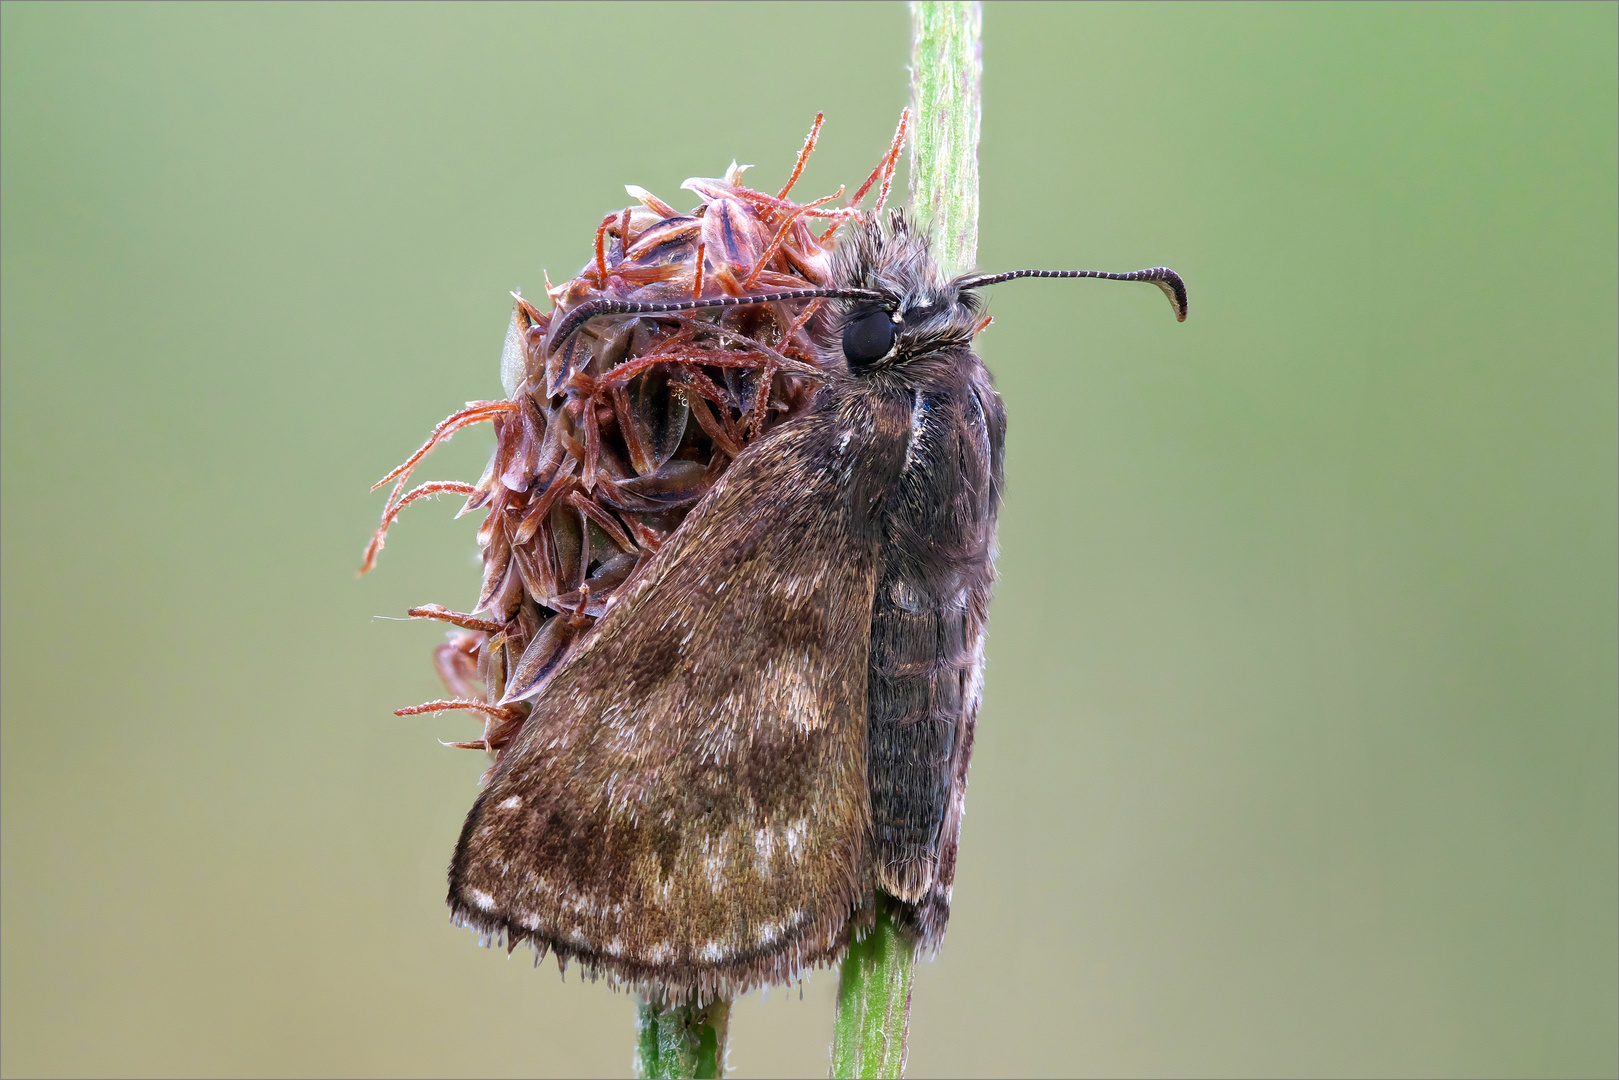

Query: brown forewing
[448,386,911,1000]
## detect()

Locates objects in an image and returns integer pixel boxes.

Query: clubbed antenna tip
[955,266,1189,322]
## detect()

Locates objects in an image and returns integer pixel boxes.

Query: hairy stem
[829,10,983,1077]
[908,0,983,277]
[634,994,731,1079]
[831,905,916,1078]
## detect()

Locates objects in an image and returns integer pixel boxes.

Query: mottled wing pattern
[868,358,1006,949]
[449,395,906,999]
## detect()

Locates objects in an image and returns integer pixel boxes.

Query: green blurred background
[3,3,1614,1076]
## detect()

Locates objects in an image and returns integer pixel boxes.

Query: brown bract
[361,113,907,765]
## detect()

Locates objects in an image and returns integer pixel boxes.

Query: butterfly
[446,209,1186,1002]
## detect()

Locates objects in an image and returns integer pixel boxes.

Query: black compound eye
[842,309,896,366]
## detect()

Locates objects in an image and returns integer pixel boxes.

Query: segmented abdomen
[867,371,1004,949]
[867,583,979,895]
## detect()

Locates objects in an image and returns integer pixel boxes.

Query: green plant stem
[634,994,731,1079]
[831,906,916,1078]
[908,0,983,277]
[827,6,981,1078]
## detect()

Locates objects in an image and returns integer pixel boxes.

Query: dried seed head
[365,113,910,762]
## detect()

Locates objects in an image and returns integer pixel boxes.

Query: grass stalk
[831,905,916,1078]
[829,3,981,1076]
[908,0,983,277]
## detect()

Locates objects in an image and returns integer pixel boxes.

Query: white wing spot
[700,941,725,962]
[497,795,523,810]
[784,817,809,861]
[469,889,497,912]
[754,827,778,878]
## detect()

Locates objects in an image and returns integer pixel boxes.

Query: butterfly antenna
[956,266,1189,322]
